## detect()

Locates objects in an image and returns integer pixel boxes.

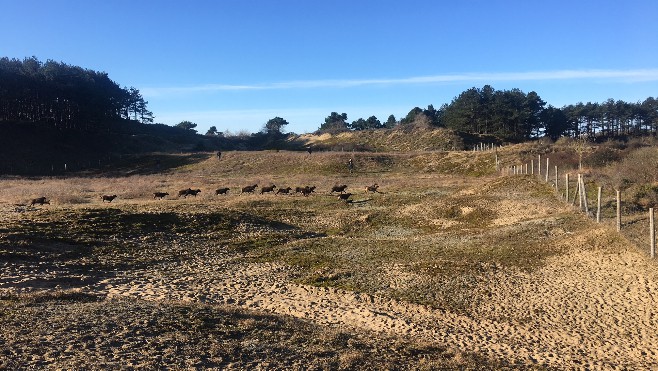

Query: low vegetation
[2,136,658,368]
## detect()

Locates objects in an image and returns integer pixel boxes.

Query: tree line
[314,85,658,142]
[0,57,153,130]
[3,57,657,144]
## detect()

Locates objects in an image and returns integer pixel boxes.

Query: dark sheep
[364,184,380,193]
[30,197,50,206]
[241,184,258,194]
[260,184,277,194]
[276,187,292,195]
[178,188,201,198]
[337,193,353,202]
[101,195,117,203]
[153,192,169,199]
[295,186,316,195]
[215,187,230,195]
[187,189,201,197]
[300,186,316,197]
[330,184,348,194]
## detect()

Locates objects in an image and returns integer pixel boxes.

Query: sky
[1,0,657,135]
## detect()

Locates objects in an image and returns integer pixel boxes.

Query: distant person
[348,158,354,174]
[307,147,313,155]
[217,151,222,160]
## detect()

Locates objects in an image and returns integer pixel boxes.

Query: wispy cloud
[142,68,658,96]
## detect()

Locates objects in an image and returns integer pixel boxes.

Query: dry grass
[294,127,465,152]
[1,147,653,369]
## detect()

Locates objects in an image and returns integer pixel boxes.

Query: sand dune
[2,170,658,368]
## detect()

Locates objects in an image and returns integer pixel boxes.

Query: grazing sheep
[178,188,201,198]
[330,184,348,194]
[364,183,380,193]
[241,184,258,194]
[260,185,277,194]
[153,192,169,199]
[215,187,230,195]
[301,186,316,197]
[276,187,292,195]
[30,197,50,206]
[101,195,117,203]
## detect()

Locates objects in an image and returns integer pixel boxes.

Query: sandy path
[26,230,646,370]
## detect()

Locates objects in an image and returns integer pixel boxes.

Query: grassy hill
[290,126,500,152]
[0,122,505,175]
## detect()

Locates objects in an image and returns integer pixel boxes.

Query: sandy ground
[3,229,658,369]
[96,247,658,369]
[2,175,658,369]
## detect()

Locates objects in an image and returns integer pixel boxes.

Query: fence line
[502,154,656,259]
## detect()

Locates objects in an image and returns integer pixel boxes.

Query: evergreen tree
[206,126,218,136]
[176,121,197,132]
[541,105,568,140]
[0,56,153,128]
[384,114,397,128]
[264,117,289,134]
[317,112,349,134]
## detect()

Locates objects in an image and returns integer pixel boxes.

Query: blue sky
[2,0,657,134]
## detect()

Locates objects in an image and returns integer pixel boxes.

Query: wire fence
[502,153,657,259]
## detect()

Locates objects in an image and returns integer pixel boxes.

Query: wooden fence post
[572,175,580,206]
[554,165,558,192]
[596,186,602,223]
[580,175,589,215]
[531,159,534,175]
[538,155,541,176]
[545,157,549,182]
[578,174,583,210]
[651,208,655,259]
[617,190,622,232]
[565,173,569,202]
